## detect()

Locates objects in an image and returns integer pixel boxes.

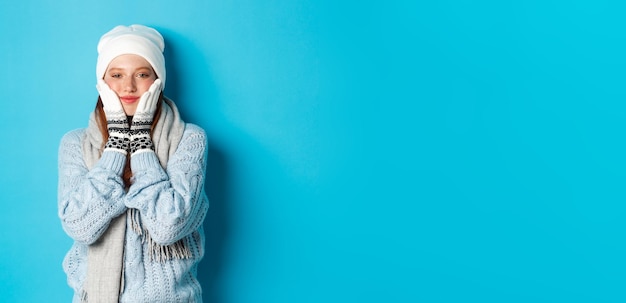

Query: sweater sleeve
[125,124,209,245]
[57,129,128,245]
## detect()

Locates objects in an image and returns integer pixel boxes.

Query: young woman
[58,24,209,302]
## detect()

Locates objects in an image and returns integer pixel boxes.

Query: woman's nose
[123,77,136,92]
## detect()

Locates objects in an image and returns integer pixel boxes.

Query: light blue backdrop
[1,0,625,302]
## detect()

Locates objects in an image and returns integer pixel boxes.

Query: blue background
[1,0,625,302]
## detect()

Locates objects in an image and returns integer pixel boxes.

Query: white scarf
[81,98,186,302]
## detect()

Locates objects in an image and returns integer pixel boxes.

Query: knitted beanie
[96,24,166,88]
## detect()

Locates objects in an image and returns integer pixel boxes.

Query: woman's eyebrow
[107,66,153,72]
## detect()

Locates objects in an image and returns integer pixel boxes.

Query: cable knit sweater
[58,124,208,303]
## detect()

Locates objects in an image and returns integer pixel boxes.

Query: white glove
[97,79,130,154]
[130,79,163,155]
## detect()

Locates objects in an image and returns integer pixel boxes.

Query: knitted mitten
[97,79,130,154]
[130,79,162,155]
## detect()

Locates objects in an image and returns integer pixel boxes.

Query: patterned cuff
[104,134,130,154]
[130,132,154,154]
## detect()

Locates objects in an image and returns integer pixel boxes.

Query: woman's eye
[110,74,122,78]
[137,73,151,78]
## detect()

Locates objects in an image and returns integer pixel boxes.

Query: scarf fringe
[129,208,193,262]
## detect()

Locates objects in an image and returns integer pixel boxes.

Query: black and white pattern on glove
[129,79,162,155]
[130,120,154,154]
[105,134,130,151]
[104,115,130,154]
[97,79,131,154]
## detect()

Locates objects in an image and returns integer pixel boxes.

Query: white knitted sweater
[58,124,208,302]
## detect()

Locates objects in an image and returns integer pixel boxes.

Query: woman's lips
[120,96,139,103]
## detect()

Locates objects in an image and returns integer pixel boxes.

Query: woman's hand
[97,79,130,154]
[130,79,162,155]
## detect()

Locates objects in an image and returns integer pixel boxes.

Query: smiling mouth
[120,96,139,103]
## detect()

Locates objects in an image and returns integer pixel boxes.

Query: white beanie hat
[96,24,166,88]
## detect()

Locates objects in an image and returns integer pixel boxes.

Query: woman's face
[103,54,157,116]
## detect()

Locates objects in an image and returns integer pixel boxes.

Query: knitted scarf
[81,97,186,303]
